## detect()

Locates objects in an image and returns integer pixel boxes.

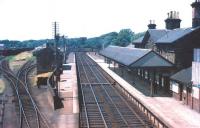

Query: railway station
[1,47,200,128]
[1,0,200,128]
[99,46,174,96]
[130,0,200,112]
[88,50,200,127]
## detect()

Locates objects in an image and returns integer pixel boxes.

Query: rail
[77,53,108,128]
[116,83,169,128]
[0,59,50,128]
[76,52,155,128]
[92,55,171,128]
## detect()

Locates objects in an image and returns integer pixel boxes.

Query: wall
[171,80,200,112]
[170,81,180,100]
[175,28,200,69]
[192,87,200,112]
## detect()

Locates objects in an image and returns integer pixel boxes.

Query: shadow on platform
[109,67,171,97]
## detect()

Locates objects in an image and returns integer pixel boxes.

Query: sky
[0,0,195,41]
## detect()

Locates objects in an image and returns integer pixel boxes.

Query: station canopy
[170,67,191,84]
[100,46,174,69]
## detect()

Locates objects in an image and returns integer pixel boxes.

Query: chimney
[165,11,181,30]
[191,0,200,28]
[148,20,156,29]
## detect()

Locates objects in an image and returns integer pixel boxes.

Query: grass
[6,51,34,62]
[14,52,33,61]
[6,51,36,73]
[0,80,6,94]
[6,55,15,62]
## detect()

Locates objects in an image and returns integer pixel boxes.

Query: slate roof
[132,29,169,44]
[132,27,200,44]
[100,46,150,66]
[148,29,169,42]
[130,51,174,68]
[132,36,144,43]
[100,46,174,68]
[170,67,192,84]
[156,28,198,43]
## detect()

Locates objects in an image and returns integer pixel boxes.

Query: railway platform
[88,52,200,128]
[52,52,79,128]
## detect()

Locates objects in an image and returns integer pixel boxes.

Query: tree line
[0,29,145,50]
[65,29,144,50]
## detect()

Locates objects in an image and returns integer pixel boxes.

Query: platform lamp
[62,35,68,64]
[53,22,60,86]
[53,22,60,70]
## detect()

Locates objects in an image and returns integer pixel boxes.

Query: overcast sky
[0,0,195,40]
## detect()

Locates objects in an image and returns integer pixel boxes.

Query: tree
[113,29,134,47]
[0,28,145,50]
[133,32,145,40]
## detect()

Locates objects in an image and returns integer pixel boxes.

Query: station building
[100,46,174,96]
[100,0,200,112]
[132,0,200,112]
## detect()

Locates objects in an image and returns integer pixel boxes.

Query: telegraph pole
[53,22,59,68]
[53,22,60,95]
[52,22,63,109]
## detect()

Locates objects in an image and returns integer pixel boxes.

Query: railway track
[0,60,50,128]
[76,52,154,128]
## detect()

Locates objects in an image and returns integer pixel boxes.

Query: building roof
[156,28,198,44]
[100,46,174,68]
[132,29,169,44]
[132,36,144,43]
[132,27,200,45]
[33,47,53,56]
[100,46,150,66]
[130,51,174,68]
[148,29,169,42]
[170,67,192,84]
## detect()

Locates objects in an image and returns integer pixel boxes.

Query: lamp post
[62,35,68,63]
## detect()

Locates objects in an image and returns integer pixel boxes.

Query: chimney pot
[170,11,173,18]
[173,11,175,19]
[167,13,170,18]
[165,11,181,29]
[177,12,179,18]
[148,20,156,29]
[192,0,200,27]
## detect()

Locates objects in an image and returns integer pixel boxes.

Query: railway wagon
[33,44,63,86]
